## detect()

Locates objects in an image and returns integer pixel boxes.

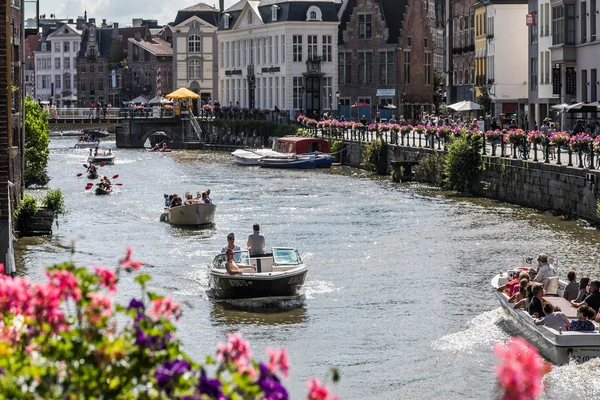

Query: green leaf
[134,273,152,289]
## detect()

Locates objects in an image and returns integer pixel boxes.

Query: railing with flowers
[306,119,600,170]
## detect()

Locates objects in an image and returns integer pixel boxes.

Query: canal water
[15,137,600,399]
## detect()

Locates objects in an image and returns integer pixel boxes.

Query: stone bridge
[115,116,201,149]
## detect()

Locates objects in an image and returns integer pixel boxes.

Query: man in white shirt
[247,223,266,256]
[532,253,557,289]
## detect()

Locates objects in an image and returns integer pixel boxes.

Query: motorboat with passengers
[491,256,600,365]
[208,248,308,300]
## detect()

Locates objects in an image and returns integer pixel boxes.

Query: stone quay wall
[340,141,600,224]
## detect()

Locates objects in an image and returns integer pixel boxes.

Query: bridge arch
[141,128,177,147]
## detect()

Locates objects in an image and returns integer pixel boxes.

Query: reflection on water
[210,300,308,326]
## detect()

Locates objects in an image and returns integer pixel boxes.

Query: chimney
[89,18,96,26]
[113,22,119,30]
[102,19,107,28]
[219,0,224,11]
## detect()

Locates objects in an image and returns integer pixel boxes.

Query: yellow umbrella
[166,87,200,99]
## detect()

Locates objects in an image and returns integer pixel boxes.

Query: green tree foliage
[24,96,50,187]
[362,139,388,175]
[413,153,446,186]
[443,133,482,192]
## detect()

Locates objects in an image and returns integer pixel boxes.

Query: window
[566,4,575,44]
[250,38,255,64]
[219,43,224,68]
[275,36,279,63]
[55,57,61,69]
[80,64,86,73]
[530,57,538,90]
[72,75,75,90]
[281,35,285,63]
[237,41,241,67]
[307,35,317,60]
[582,70,588,101]
[90,64,95,72]
[293,35,303,62]
[338,52,351,85]
[592,69,597,101]
[42,75,48,89]
[592,0,597,41]
[530,14,538,45]
[64,42,70,52]
[379,51,393,84]
[99,64,103,72]
[226,42,230,68]
[293,76,303,109]
[98,79,104,91]
[407,36,412,47]
[224,14,230,29]
[54,42,60,52]
[358,14,372,39]
[552,6,564,45]
[358,51,372,84]
[41,43,47,51]
[269,37,273,64]
[248,11,253,25]
[310,11,317,20]
[425,53,431,85]
[322,35,332,62]
[188,34,201,53]
[64,57,70,69]
[581,2,587,43]
[64,74,71,90]
[424,37,428,48]
[73,41,79,53]
[262,37,266,64]
[242,40,247,65]
[272,5,279,21]
[55,74,61,89]
[545,51,550,83]
[403,51,410,84]
[189,21,200,29]
[322,76,332,109]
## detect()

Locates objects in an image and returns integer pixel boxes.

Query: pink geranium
[148,297,181,321]
[306,377,338,400]
[266,347,290,378]
[494,337,552,400]
[92,266,118,293]
[217,332,253,374]
[85,293,113,325]
[120,247,142,271]
[46,269,82,301]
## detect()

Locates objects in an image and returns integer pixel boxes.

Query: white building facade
[34,24,81,104]
[217,0,340,117]
[486,1,529,118]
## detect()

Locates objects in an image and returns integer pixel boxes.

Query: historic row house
[338,0,434,122]
[217,0,340,118]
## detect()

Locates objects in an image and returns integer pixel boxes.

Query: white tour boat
[491,258,600,365]
[162,202,216,226]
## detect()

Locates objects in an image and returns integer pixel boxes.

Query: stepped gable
[338,0,408,45]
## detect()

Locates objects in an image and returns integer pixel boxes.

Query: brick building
[445,0,476,104]
[338,0,434,122]
[1,0,24,272]
[127,37,173,98]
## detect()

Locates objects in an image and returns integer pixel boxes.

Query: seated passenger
[195,192,203,202]
[184,193,195,205]
[202,192,211,204]
[162,143,169,150]
[513,284,534,310]
[221,233,241,254]
[224,248,255,275]
[573,276,591,303]
[528,283,546,318]
[532,253,557,289]
[571,280,600,314]
[171,195,182,207]
[153,144,160,151]
[247,223,266,256]
[497,271,530,296]
[569,305,597,331]
[563,270,580,301]
[508,284,527,304]
[534,303,570,331]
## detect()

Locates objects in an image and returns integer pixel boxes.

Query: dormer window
[272,5,280,22]
[306,6,322,21]
[41,43,47,51]
[248,11,253,25]
[224,13,231,29]
[189,21,200,29]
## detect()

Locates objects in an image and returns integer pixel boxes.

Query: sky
[40,0,240,27]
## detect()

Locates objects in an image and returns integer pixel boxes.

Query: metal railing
[189,110,203,140]
[43,107,175,120]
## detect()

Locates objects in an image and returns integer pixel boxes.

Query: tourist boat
[82,129,110,138]
[162,203,216,226]
[95,187,112,195]
[258,155,317,169]
[87,171,99,180]
[74,139,100,149]
[491,259,600,365]
[88,153,115,165]
[208,248,308,300]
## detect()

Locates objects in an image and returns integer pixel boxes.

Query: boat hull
[165,203,216,226]
[313,153,333,168]
[492,274,600,365]
[75,142,99,149]
[258,157,316,169]
[87,172,98,180]
[88,155,115,165]
[208,268,307,300]
[95,188,111,195]
[147,148,172,153]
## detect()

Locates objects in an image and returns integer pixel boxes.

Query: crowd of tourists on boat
[89,148,112,157]
[218,224,267,275]
[497,253,600,331]
[164,189,212,208]
[77,136,100,143]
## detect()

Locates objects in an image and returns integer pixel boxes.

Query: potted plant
[14,189,68,236]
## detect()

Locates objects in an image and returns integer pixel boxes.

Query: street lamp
[335,90,340,117]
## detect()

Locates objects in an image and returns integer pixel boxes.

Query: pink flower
[120,247,142,271]
[494,337,552,400]
[92,266,118,293]
[85,293,113,325]
[30,282,67,333]
[306,377,330,400]
[217,332,253,374]
[46,270,82,301]
[266,347,290,378]
[148,297,181,321]
[0,275,32,315]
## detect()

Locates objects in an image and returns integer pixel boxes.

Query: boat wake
[302,279,337,299]
[542,358,600,398]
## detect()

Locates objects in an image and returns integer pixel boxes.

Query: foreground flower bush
[494,337,552,400]
[0,248,339,399]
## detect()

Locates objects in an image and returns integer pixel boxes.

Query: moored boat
[163,202,216,226]
[208,248,308,300]
[258,155,316,169]
[491,260,600,365]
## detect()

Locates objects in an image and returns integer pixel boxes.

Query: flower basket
[379,123,390,132]
[485,129,502,142]
[317,121,325,129]
[353,122,364,130]
[437,126,451,140]
[342,122,354,130]
[569,133,592,152]
[401,125,413,135]
[593,137,600,152]
[368,123,380,132]
[506,129,526,144]
[306,118,318,127]
[425,127,437,137]
[549,131,570,146]
[527,130,545,144]
[389,124,400,133]
[413,124,426,134]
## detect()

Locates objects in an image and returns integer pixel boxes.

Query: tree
[24,96,50,187]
